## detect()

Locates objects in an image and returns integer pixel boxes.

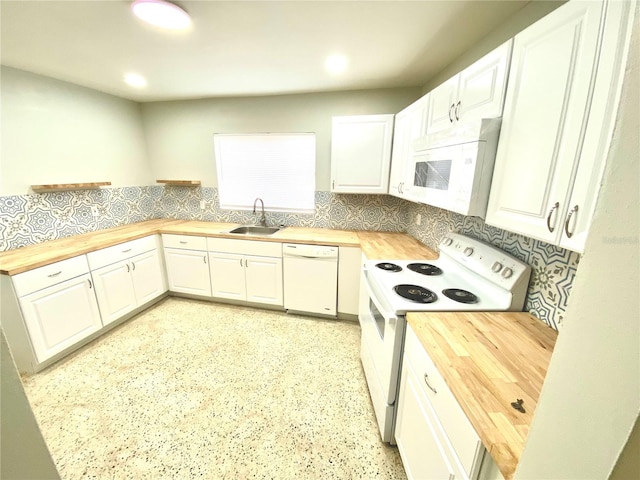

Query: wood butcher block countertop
[407,312,558,480]
[0,219,436,275]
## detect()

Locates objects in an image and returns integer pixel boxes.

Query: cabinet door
[164,248,212,296]
[337,246,361,315]
[425,76,458,135]
[388,108,411,198]
[130,249,167,305]
[209,252,246,301]
[92,260,137,326]
[457,40,511,124]
[396,361,458,480]
[330,115,394,194]
[558,0,634,252]
[485,1,604,244]
[19,273,103,363]
[245,256,283,306]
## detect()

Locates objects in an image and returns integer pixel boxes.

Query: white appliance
[358,232,531,443]
[283,243,338,317]
[411,118,501,218]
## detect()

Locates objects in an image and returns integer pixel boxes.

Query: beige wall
[422,1,565,93]
[0,67,152,195]
[140,88,421,191]
[515,11,639,479]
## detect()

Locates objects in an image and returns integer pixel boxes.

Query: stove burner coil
[407,263,443,276]
[376,262,402,272]
[442,288,478,304]
[393,284,438,303]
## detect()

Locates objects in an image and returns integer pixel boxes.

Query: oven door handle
[364,270,398,324]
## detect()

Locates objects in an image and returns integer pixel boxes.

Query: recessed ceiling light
[124,73,147,88]
[325,54,348,74]
[131,0,191,30]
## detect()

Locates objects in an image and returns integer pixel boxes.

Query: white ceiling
[1,1,529,102]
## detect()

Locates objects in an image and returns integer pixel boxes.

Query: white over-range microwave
[411,118,502,218]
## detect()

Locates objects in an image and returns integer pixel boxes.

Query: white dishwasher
[283,243,338,317]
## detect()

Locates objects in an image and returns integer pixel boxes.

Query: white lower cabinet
[163,234,212,296]
[208,238,283,306]
[92,249,166,326]
[396,324,484,480]
[396,361,458,480]
[337,246,361,316]
[13,255,102,363]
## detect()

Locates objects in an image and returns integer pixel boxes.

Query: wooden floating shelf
[156,180,201,186]
[31,182,111,193]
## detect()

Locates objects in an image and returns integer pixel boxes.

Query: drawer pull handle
[455,100,461,121]
[131,262,136,271]
[203,255,207,264]
[423,373,437,394]
[180,241,188,244]
[126,264,130,273]
[546,201,559,232]
[88,279,93,289]
[122,248,132,253]
[47,271,62,278]
[448,103,454,123]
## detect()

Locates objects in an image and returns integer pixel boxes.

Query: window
[214,133,316,213]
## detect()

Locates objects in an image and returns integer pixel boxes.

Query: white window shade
[214,133,316,213]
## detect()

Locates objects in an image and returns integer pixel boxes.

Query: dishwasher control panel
[282,243,338,259]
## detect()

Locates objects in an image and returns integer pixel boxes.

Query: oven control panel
[439,232,531,292]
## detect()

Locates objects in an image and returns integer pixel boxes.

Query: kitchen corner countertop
[0,219,437,275]
[406,311,558,480]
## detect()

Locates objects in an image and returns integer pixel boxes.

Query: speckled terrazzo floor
[22,297,407,479]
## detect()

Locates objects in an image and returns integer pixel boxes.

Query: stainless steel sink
[227,225,282,236]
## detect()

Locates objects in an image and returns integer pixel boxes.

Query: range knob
[463,247,474,257]
[442,237,453,246]
[492,261,503,273]
[501,267,513,279]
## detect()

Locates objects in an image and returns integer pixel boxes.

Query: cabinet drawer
[162,234,207,251]
[12,255,90,297]
[404,324,482,476]
[207,238,282,257]
[87,235,157,271]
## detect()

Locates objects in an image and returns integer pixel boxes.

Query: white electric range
[358,232,531,443]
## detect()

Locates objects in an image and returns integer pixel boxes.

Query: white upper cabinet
[485,0,634,252]
[388,96,429,202]
[424,41,511,143]
[330,114,394,194]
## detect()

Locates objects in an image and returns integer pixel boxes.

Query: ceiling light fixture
[124,73,147,88]
[325,54,348,74]
[131,0,191,30]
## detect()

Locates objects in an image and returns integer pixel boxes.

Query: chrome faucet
[252,197,267,227]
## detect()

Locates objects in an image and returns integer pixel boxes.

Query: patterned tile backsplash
[0,186,576,329]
